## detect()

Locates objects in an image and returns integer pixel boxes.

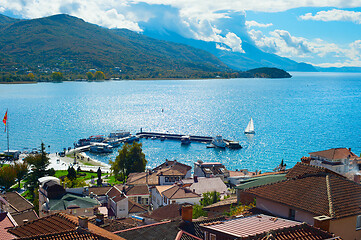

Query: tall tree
[110,142,147,181]
[67,166,77,180]
[14,161,28,189]
[0,165,17,191]
[51,72,63,81]
[24,142,51,199]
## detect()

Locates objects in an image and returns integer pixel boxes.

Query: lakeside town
[1,122,361,240]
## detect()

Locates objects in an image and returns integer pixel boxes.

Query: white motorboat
[89,143,113,154]
[181,135,191,145]
[211,135,227,148]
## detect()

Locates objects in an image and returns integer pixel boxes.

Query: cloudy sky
[1,0,361,67]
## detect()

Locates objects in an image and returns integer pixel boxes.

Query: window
[165,177,169,182]
[145,198,149,205]
[138,196,142,203]
[210,233,216,240]
[356,215,361,230]
[289,209,295,220]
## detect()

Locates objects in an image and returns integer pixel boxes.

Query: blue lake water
[1,72,361,172]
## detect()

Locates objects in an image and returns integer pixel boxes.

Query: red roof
[162,185,201,200]
[286,162,345,179]
[309,148,358,160]
[107,186,126,202]
[245,172,361,219]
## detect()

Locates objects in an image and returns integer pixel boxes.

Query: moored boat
[181,135,191,145]
[89,143,113,154]
[109,130,130,139]
[211,135,227,148]
[227,141,242,149]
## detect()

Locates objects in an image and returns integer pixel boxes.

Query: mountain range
[0,14,315,80]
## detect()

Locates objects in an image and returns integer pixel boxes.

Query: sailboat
[244,118,255,134]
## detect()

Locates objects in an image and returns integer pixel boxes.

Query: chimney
[313,216,331,232]
[95,213,104,226]
[181,205,193,222]
[78,216,88,229]
[354,174,361,184]
[194,176,198,183]
[349,148,351,152]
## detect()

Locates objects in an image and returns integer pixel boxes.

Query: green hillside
[0,14,291,81]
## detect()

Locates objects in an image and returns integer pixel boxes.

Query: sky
[1,0,361,67]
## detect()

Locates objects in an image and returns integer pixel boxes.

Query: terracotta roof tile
[127,172,159,186]
[106,186,122,198]
[309,148,358,160]
[9,212,125,240]
[162,185,201,200]
[11,210,39,225]
[153,160,191,175]
[122,185,149,196]
[245,172,361,219]
[286,162,345,179]
[128,199,148,213]
[141,203,183,221]
[0,212,17,240]
[88,186,112,196]
[175,230,202,240]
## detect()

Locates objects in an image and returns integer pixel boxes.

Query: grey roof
[48,193,100,211]
[235,173,287,190]
[181,177,228,195]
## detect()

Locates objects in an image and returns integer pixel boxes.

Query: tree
[51,72,63,82]
[24,142,51,199]
[14,161,28,189]
[27,72,35,80]
[67,166,77,180]
[86,72,94,80]
[62,177,86,188]
[200,191,220,207]
[94,71,105,80]
[192,204,207,219]
[110,142,147,181]
[0,165,17,191]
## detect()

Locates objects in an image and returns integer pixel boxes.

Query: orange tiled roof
[0,192,34,213]
[309,148,359,160]
[286,162,345,179]
[255,223,340,240]
[9,212,125,240]
[153,160,191,175]
[122,185,149,196]
[0,212,17,240]
[127,172,159,186]
[245,172,361,219]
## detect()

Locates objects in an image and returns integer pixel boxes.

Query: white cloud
[300,9,361,23]
[246,20,273,28]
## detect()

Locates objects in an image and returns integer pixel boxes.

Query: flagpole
[7,109,9,155]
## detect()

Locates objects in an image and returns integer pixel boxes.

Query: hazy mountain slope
[142,29,317,72]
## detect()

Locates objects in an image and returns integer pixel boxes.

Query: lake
[1,72,360,172]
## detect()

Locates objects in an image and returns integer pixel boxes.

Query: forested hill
[0,14,291,81]
[0,14,229,79]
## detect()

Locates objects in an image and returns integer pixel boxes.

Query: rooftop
[200,214,301,238]
[0,212,17,240]
[309,148,359,160]
[11,210,39,225]
[9,212,125,240]
[235,173,287,190]
[0,192,34,213]
[128,199,148,214]
[141,203,183,221]
[48,193,100,211]
[286,162,345,179]
[245,172,361,219]
[122,184,149,196]
[162,185,201,200]
[181,177,228,195]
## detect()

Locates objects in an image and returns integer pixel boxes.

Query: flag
[3,110,7,132]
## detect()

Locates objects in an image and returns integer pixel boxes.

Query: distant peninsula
[0,14,291,82]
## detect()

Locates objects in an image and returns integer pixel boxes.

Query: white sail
[245,118,255,134]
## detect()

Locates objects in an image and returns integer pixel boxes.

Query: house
[194,161,230,180]
[308,147,359,174]
[127,160,191,186]
[180,177,229,197]
[38,176,100,217]
[240,171,361,240]
[151,185,201,209]
[122,184,150,206]
[88,186,112,206]
[199,214,339,240]
[8,212,125,240]
[106,186,128,219]
[0,192,38,225]
[203,196,237,218]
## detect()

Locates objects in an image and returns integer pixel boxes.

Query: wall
[151,188,163,209]
[116,197,128,218]
[256,197,315,225]
[329,215,361,240]
[175,197,201,206]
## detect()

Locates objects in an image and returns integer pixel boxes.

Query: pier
[136,131,242,149]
